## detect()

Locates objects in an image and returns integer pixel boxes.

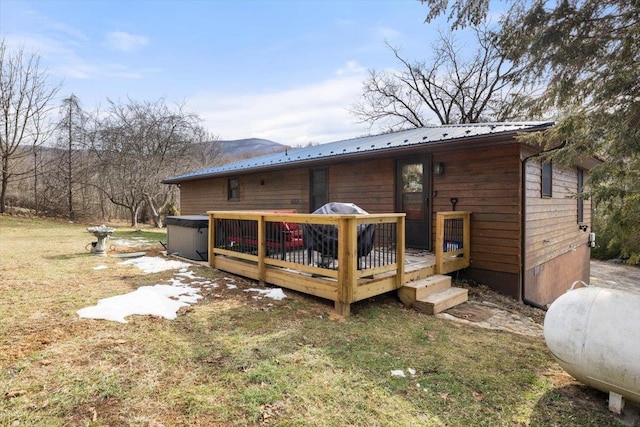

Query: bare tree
[351,27,530,131]
[0,40,60,213]
[90,98,213,227]
[185,134,223,170]
[41,94,89,220]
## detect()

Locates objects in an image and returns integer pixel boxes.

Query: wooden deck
[207,211,471,316]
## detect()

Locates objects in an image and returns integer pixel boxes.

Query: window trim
[541,160,553,198]
[227,177,240,201]
[577,168,584,223]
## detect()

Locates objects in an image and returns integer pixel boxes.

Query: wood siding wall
[179,168,309,214]
[524,159,592,305]
[328,158,396,213]
[525,161,592,266]
[179,158,396,215]
[432,144,522,296]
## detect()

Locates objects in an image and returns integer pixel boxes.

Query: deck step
[398,275,451,306]
[403,263,436,283]
[414,287,469,315]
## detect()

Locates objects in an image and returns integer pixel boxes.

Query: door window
[401,163,424,220]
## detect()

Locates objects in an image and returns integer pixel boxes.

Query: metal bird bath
[87,225,115,256]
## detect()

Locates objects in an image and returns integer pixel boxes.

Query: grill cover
[303,203,375,261]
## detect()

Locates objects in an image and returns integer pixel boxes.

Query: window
[577,168,584,222]
[228,178,239,201]
[541,161,552,197]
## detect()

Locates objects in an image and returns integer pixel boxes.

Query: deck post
[435,213,445,274]
[257,215,266,285]
[336,217,356,317]
[334,301,351,317]
[462,211,471,266]
[208,213,216,269]
[396,215,406,287]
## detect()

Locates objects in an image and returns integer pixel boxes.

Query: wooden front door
[396,156,432,249]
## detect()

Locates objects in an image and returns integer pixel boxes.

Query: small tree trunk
[144,193,164,228]
[1,156,9,214]
[0,180,6,214]
[130,206,139,227]
[33,150,38,216]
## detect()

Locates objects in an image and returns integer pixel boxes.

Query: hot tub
[166,215,209,261]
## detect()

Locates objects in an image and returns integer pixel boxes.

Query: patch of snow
[227,284,237,290]
[92,265,108,270]
[391,370,406,377]
[407,368,416,376]
[119,256,191,274]
[176,270,199,280]
[77,283,202,323]
[245,288,287,300]
[110,238,148,248]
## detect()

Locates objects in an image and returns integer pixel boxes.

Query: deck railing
[206,210,470,316]
[435,211,471,274]
[208,211,405,316]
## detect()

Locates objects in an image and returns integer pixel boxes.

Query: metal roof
[163,121,553,184]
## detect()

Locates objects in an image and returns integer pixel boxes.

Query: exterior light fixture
[434,162,445,176]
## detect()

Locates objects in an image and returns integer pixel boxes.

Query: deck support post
[396,215,405,288]
[334,301,351,317]
[257,215,266,285]
[208,213,216,269]
[336,217,357,317]
[435,213,445,274]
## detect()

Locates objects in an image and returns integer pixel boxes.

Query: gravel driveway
[590,260,640,294]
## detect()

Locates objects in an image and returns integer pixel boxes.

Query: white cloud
[377,26,401,40]
[189,62,374,146]
[104,31,148,52]
[5,31,155,82]
[336,61,366,76]
[20,8,90,46]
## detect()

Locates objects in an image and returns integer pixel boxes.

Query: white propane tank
[544,285,640,412]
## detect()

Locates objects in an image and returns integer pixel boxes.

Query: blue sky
[2,0,471,146]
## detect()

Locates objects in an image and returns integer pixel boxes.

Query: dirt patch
[3,325,78,364]
[444,302,495,322]
[66,397,123,426]
[456,280,546,324]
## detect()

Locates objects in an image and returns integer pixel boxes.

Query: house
[163,122,598,308]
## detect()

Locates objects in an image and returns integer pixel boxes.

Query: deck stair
[398,274,468,315]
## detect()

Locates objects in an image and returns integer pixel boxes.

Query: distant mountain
[217,138,289,160]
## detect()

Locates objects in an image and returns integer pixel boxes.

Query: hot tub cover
[166,215,208,228]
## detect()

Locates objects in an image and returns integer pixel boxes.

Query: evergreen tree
[422,0,640,263]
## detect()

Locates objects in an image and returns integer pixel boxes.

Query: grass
[0,215,627,426]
